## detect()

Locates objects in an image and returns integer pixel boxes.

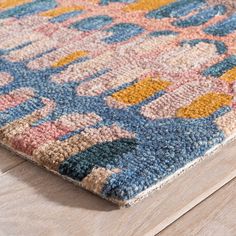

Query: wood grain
[159,178,236,236]
[0,140,236,236]
[0,147,25,175]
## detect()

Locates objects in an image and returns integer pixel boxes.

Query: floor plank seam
[0,160,26,177]
[156,177,236,236]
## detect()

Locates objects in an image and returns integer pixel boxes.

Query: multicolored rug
[0,0,236,206]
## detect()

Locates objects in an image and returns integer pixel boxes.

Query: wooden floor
[0,140,236,236]
[159,178,236,236]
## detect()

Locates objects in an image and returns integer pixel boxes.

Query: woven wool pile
[0,0,236,206]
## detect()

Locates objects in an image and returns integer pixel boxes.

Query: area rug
[0,0,236,206]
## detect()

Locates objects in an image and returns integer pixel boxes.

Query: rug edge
[1,133,236,208]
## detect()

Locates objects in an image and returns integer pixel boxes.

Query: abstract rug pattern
[0,0,236,206]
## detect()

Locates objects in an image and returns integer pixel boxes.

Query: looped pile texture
[0,0,236,206]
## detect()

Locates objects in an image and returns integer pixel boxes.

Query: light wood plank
[159,178,236,236]
[0,141,236,236]
[0,147,25,175]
